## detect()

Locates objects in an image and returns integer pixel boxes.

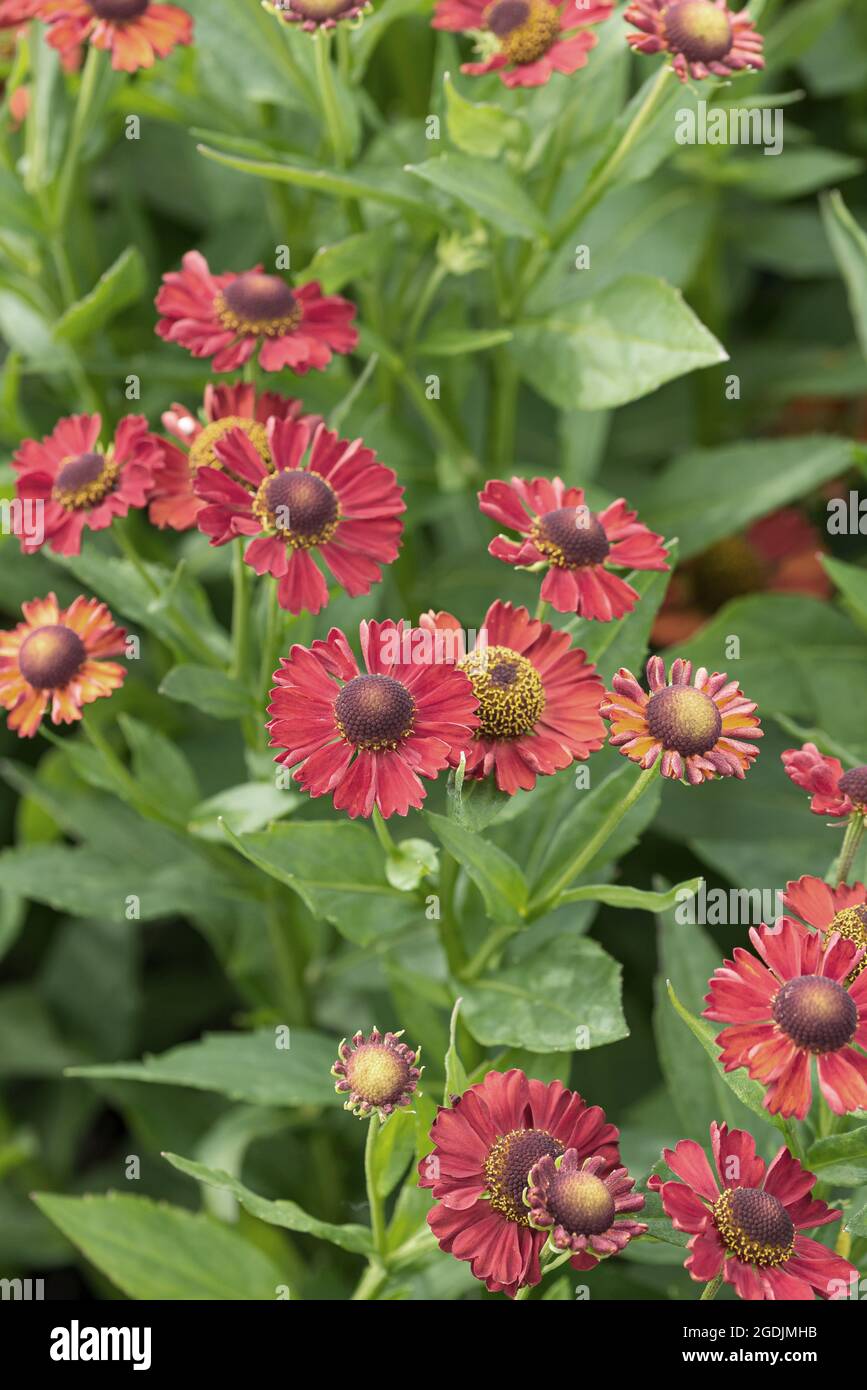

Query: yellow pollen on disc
[188,417,271,472]
[829,906,867,982]
[347,1046,407,1105]
[459,645,544,740]
[484,0,560,65]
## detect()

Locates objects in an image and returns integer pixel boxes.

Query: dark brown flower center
[189,417,270,473]
[532,507,611,569]
[829,906,867,982]
[459,644,544,740]
[18,624,86,690]
[89,0,149,19]
[52,450,118,510]
[334,674,416,750]
[485,1129,565,1225]
[546,1168,615,1236]
[254,469,339,548]
[772,974,857,1054]
[839,766,867,807]
[712,1186,794,1267]
[216,273,300,337]
[645,685,722,757]
[345,1043,410,1106]
[282,0,357,17]
[663,0,733,63]
[691,536,768,610]
[483,0,560,63]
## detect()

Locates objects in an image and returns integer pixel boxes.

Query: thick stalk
[53,45,103,238]
[829,814,864,885]
[364,1116,388,1259]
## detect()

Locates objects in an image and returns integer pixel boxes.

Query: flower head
[432,0,612,89]
[704,918,867,1119]
[332,1028,422,1119]
[649,1121,856,1299]
[602,655,761,783]
[525,1149,646,1265]
[784,875,867,984]
[147,383,316,532]
[479,476,668,621]
[193,417,404,615]
[155,252,357,374]
[419,1068,620,1297]
[13,413,159,556]
[420,600,605,794]
[782,743,867,819]
[37,0,192,71]
[274,0,369,31]
[267,620,478,819]
[625,0,764,82]
[0,593,126,737]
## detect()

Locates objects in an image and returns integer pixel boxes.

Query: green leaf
[33,1192,286,1300]
[406,154,547,241]
[164,1153,373,1255]
[425,810,528,923]
[822,554,867,632]
[560,876,702,911]
[187,782,299,841]
[0,985,83,1077]
[446,758,512,833]
[511,274,727,411]
[444,997,469,1102]
[385,838,439,892]
[53,246,146,344]
[414,326,513,357]
[846,1201,867,1236]
[693,147,862,201]
[118,714,200,814]
[805,1126,867,1186]
[461,932,627,1053]
[160,663,255,719]
[443,72,527,159]
[299,228,394,295]
[67,1028,339,1108]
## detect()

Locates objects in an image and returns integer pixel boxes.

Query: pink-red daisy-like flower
[649,1121,856,1299]
[155,252,357,374]
[652,508,831,647]
[625,0,764,83]
[478,476,668,621]
[37,0,192,72]
[784,875,867,983]
[418,1069,621,1298]
[602,655,761,784]
[331,1028,422,1120]
[267,621,479,819]
[525,1149,646,1266]
[274,0,369,31]
[432,0,612,89]
[193,417,404,616]
[782,743,867,819]
[147,382,315,532]
[419,600,605,795]
[0,592,126,738]
[12,413,159,556]
[704,918,867,1120]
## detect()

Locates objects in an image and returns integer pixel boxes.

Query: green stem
[490,347,518,473]
[53,44,103,235]
[371,806,397,855]
[438,850,468,975]
[534,598,548,623]
[82,721,184,830]
[111,525,222,669]
[829,814,864,886]
[461,923,519,982]
[314,30,349,168]
[230,539,251,681]
[700,1273,723,1301]
[364,1115,388,1259]
[528,763,660,917]
[405,263,447,349]
[265,893,309,1024]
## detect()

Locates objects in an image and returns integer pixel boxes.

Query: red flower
[331,1027,422,1120]
[13,413,159,556]
[418,1069,620,1297]
[525,1150,646,1265]
[267,621,479,819]
[37,0,192,72]
[419,600,605,794]
[155,252,357,374]
[193,417,404,616]
[479,476,668,621]
[625,0,764,83]
[704,918,867,1120]
[602,655,761,784]
[275,0,369,30]
[652,508,831,647]
[147,383,315,532]
[432,0,612,89]
[0,592,126,738]
[649,1122,856,1299]
[784,875,867,981]
[782,743,867,819]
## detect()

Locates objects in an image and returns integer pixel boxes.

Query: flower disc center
[532,507,611,569]
[217,273,300,337]
[459,644,544,739]
[772,974,857,1054]
[334,674,416,750]
[838,765,867,807]
[663,0,733,63]
[53,450,118,510]
[712,1186,794,1267]
[282,0,357,17]
[254,469,339,547]
[89,0,149,19]
[547,1169,616,1236]
[645,684,722,757]
[830,905,867,982]
[345,1043,411,1107]
[18,624,86,690]
[485,1129,564,1225]
[189,417,270,473]
[691,536,768,608]
[484,0,560,64]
